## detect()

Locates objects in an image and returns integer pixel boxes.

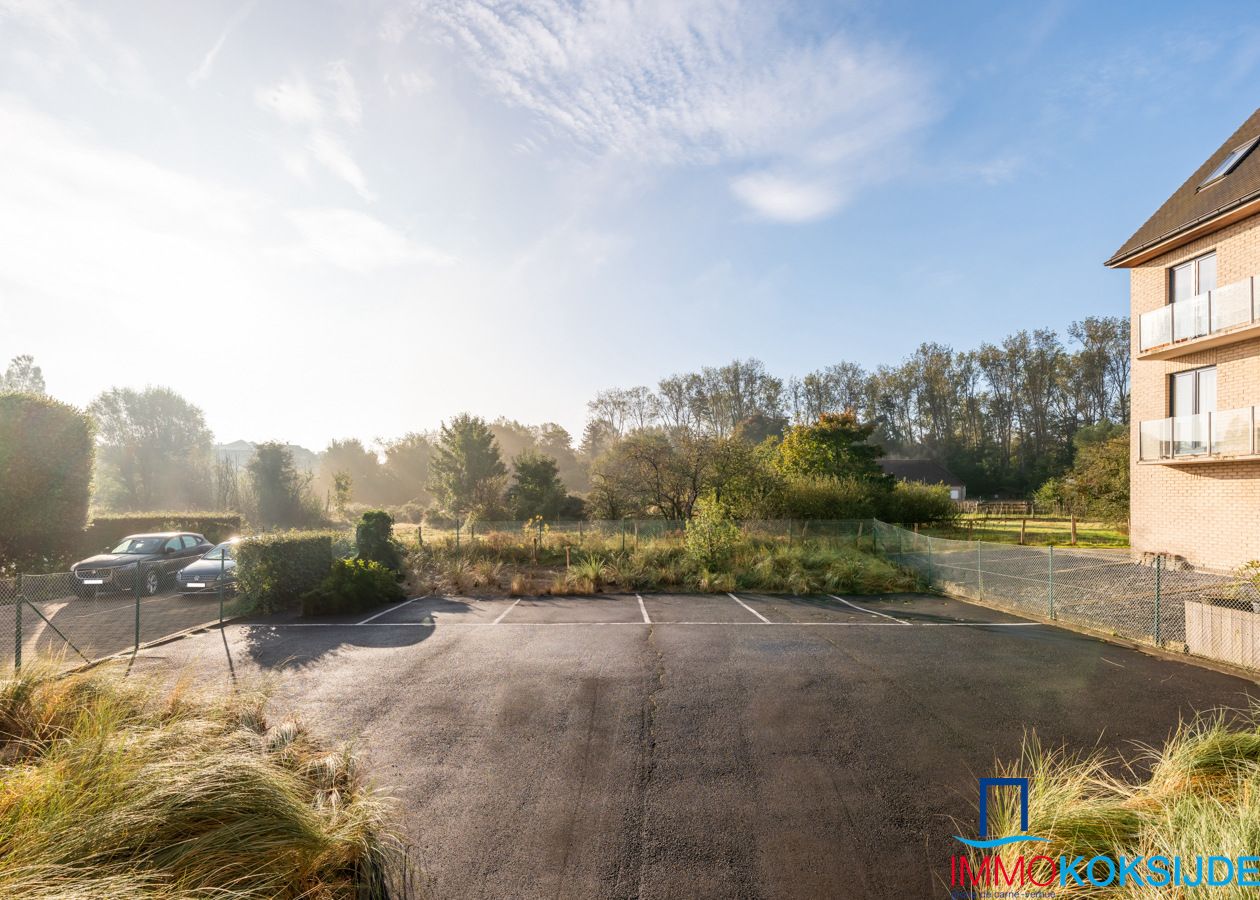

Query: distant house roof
[877,458,964,487]
[1107,108,1260,267]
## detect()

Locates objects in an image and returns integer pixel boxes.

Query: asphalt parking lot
[135,592,1259,899]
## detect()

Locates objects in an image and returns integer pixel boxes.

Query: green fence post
[218,553,226,624]
[1154,555,1162,646]
[1047,545,1055,619]
[620,520,626,553]
[134,563,143,653]
[926,536,934,585]
[455,522,460,551]
[14,574,22,672]
[976,541,983,598]
[872,520,878,554]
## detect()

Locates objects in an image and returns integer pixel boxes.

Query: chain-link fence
[872,520,1260,673]
[1,557,250,673]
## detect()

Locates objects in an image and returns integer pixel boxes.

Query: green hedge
[0,392,94,571]
[82,513,243,555]
[235,532,334,614]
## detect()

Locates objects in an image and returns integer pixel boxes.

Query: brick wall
[1130,212,1260,569]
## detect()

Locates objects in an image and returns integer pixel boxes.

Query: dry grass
[970,711,1260,897]
[405,532,917,597]
[0,662,415,899]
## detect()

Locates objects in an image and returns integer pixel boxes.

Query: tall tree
[247,442,317,527]
[0,354,45,394]
[776,412,886,482]
[507,450,569,519]
[428,414,508,520]
[88,386,213,510]
[382,432,434,504]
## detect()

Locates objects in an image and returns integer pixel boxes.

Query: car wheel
[143,569,161,596]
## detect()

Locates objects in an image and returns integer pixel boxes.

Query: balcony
[1139,406,1260,463]
[1138,275,1260,359]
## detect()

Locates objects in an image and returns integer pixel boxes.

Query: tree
[382,432,434,505]
[333,471,353,515]
[1,354,45,394]
[428,414,507,520]
[600,430,716,519]
[507,450,569,519]
[1038,423,1128,523]
[88,386,213,510]
[319,438,383,505]
[247,442,318,527]
[776,412,887,482]
[0,393,94,567]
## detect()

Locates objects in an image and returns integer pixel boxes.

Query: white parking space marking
[255,620,1042,629]
[828,595,910,625]
[356,595,423,625]
[492,598,522,624]
[637,594,651,624]
[728,593,771,623]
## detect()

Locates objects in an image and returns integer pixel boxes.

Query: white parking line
[492,598,522,624]
[637,594,651,624]
[252,620,1042,629]
[356,595,424,626]
[728,592,771,623]
[827,595,910,625]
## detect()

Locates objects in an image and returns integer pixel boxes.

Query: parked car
[71,532,214,598]
[176,538,239,595]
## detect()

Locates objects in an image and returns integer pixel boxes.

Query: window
[181,535,200,549]
[1170,366,1216,416]
[164,536,183,552]
[1170,366,1216,456]
[1199,135,1260,189]
[1170,251,1217,303]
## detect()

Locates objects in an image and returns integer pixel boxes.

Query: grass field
[922,515,1128,548]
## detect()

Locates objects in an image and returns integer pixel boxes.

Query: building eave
[1105,191,1260,269]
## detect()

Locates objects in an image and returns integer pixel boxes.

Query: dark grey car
[71,532,214,598]
[176,538,239,595]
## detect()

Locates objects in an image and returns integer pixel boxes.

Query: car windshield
[110,537,164,554]
[202,542,236,561]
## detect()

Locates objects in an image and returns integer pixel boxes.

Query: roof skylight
[1198,135,1260,189]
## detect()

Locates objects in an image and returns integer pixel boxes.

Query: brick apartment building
[1107,107,1260,570]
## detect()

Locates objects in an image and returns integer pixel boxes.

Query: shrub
[877,481,959,525]
[780,475,881,519]
[355,509,405,572]
[236,532,334,614]
[302,558,405,616]
[82,513,242,555]
[684,496,739,568]
[0,393,94,571]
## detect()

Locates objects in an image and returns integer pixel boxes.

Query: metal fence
[1,557,250,673]
[872,520,1260,673]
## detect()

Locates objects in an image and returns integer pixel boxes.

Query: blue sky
[2,0,1258,449]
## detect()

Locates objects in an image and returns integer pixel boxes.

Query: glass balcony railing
[1139,406,1259,461]
[1138,275,1257,352]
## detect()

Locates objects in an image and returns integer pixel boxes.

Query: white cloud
[308,130,374,201]
[255,74,323,125]
[0,0,147,91]
[188,0,257,86]
[283,208,454,272]
[256,65,374,198]
[326,59,361,124]
[406,0,932,221]
[730,172,845,224]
